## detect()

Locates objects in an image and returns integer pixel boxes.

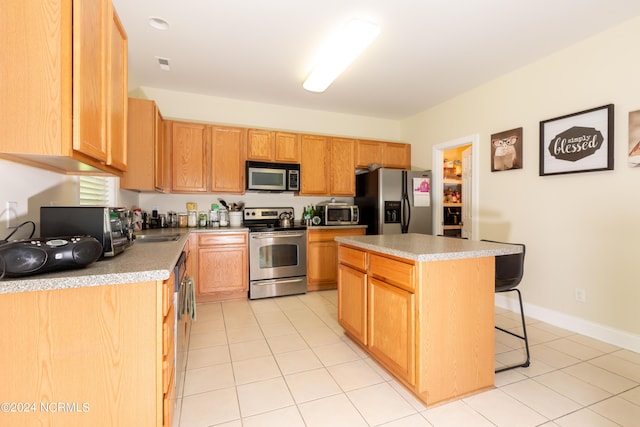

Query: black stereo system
[0,236,103,279]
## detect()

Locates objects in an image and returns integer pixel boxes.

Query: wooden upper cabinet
[300,134,330,195]
[120,98,169,192]
[73,0,109,163]
[383,142,411,169]
[356,140,384,169]
[155,111,169,192]
[330,137,356,196]
[0,0,127,175]
[356,140,411,170]
[247,129,300,163]
[210,126,247,193]
[171,122,209,193]
[274,132,300,163]
[246,129,273,161]
[120,99,155,191]
[106,5,127,171]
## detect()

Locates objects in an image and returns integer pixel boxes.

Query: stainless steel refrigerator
[355,168,432,235]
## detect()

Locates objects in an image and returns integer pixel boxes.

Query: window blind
[78,176,113,206]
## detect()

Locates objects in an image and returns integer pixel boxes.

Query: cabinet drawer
[163,368,176,427]
[308,228,365,243]
[163,303,175,357]
[163,338,175,394]
[369,254,415,292]
[162,279,172,317]
[338,245,367,271]
[198,232,247,246]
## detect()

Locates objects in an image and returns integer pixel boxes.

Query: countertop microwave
[319,203,359,225]
[40,206,134,257]
[246,161,300,192]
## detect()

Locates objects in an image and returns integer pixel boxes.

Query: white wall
[0,160,77,239]
[403,16,640,347]
[138,86,402,141]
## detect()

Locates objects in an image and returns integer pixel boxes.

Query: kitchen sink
[135,234,182,243]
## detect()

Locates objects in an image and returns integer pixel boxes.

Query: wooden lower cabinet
[337,271,366,345]
[161,271,177,427]
[337,243,496,406]
[195,232,248,302]
[307,228,366,291]
[368,276,415,385]
[0,278,176,426]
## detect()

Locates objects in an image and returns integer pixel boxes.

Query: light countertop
[0,226,248,294]
[334,233,522,262]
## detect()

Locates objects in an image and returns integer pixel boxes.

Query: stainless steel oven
[245,207,307,299]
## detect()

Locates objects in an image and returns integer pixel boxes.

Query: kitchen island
[334,233,522,406]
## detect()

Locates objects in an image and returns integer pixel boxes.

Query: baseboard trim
[495,294,640,353]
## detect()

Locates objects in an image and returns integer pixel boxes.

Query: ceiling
[112,0,640,120]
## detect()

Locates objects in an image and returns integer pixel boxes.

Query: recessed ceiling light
[303,19,380,93]
[148,16,170,31]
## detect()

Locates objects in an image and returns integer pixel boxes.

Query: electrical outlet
[575,288,587,303]
[6,201,18,228]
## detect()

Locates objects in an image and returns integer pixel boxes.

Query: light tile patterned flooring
[175,290,640,426]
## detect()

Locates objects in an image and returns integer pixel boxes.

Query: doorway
[432,134,480,239]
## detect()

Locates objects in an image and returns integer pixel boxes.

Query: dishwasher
[173,251,192,426]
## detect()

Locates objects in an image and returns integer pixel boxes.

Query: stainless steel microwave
[321,203,360,225]
[40,206,134,257]
[246,161,300,192]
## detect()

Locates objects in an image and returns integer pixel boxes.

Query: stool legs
[495,288,530,373]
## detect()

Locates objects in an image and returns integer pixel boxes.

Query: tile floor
[175,290,640,427]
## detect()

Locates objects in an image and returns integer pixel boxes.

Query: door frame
[432,134,480,239]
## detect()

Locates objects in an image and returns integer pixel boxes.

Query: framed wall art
[539,104,614,176]
[491,127,523,172]
[628,109,640,167]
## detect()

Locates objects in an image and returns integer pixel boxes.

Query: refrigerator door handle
[400,170,410,233]
[401,196,411,233]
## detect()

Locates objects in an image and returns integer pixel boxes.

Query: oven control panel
[243,207,294,222]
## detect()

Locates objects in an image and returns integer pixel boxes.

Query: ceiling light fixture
[303,19,380,93]
[148,16,170,31]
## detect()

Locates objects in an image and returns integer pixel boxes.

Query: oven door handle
[251,233,306,239]
[257,277,306,285]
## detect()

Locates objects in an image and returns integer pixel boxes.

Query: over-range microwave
[246,161,300,192]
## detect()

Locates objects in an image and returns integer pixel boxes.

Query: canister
[187,210,197,227]
[219,206,229,227]
[198,211,208,227]
[209,205,220,228]
[178,212,188,228]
